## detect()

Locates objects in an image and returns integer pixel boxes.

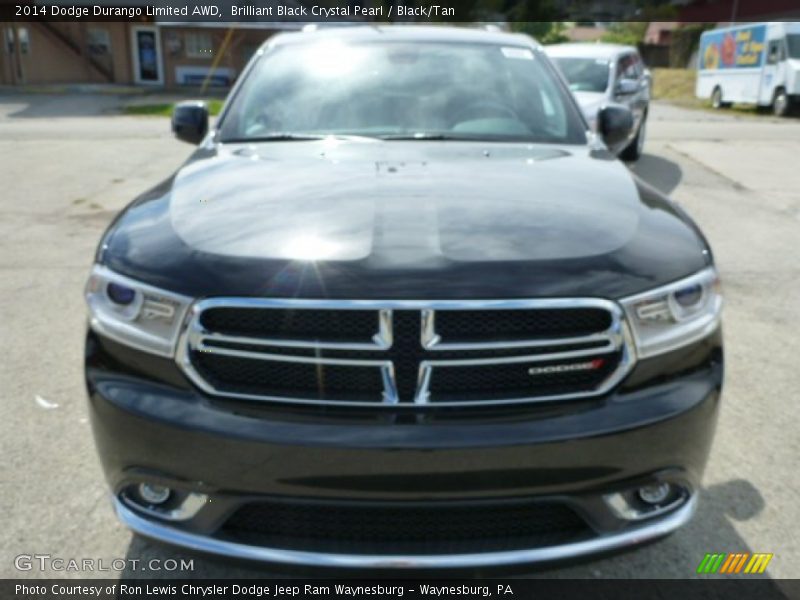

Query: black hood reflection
[101,139,709,300]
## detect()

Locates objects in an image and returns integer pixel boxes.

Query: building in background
[645,21,679,46]
[0,21,302,88]
[1,22,133,86]
[127,22,302,88]
[563,24,608,42]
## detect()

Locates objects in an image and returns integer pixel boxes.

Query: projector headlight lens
[620,267,722,359]
[106,281,137,306]
[85,265,193,357]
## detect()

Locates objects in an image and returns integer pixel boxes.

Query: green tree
[512,22,569,44]
[601,22,649,46]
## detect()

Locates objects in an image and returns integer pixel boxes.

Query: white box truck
[696,22,800,116]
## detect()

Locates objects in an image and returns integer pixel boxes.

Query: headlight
[620,267,722,359]
[85,265,193,357]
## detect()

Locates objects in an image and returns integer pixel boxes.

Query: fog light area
[638,482,672,505]
[122,483,208,522]
[138,483,171,505]
[604,481,687,522]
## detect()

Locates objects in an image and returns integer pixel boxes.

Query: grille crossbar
[177,298,634,407]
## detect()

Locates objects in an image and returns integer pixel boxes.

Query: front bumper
[86,329,722,569]
[113,494,697,569]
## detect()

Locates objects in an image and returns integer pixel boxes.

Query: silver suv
[546,43,651,161]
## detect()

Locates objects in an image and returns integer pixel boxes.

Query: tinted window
[220,41,586,144]
[551,57,610,93]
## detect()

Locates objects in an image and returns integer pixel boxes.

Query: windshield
[219,40,586,144]
[787,34,800,59]
[551,57,610,94]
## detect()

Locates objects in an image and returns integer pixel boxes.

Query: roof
[644,21,679,45]
[543,43,637,60]
[268,25,539,50]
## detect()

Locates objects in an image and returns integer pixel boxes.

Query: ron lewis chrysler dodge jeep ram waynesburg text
[84,26,723,569]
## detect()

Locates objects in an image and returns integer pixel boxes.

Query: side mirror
[614,78,639,96]
[597,104,633,154]
[172,101,209,145]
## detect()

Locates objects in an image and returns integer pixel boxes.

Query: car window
[767,40,785,64]
[632,54,644,78]
[616,54,638,81]
[551,56,610,93]
[219,41,587,144]
[788,34,800,59]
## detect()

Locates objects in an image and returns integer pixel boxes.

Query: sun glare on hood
[282,234,342,261]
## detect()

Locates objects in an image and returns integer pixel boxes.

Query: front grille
[219,497,592,555]
[179,299,632,407]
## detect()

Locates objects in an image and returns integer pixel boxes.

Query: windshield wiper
[222,133,386,143]
[221,133,326,143]
[379,133,461,141]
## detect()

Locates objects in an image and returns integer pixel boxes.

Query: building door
[131,26,163,85]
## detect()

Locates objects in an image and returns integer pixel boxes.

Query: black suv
[85,26,723,570]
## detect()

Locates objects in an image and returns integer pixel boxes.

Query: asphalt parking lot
[1,95,798,582]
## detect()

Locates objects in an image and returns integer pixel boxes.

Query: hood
[571,91,607,123]
[101,139,709,300]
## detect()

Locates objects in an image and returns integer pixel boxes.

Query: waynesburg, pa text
[16,583,514,597]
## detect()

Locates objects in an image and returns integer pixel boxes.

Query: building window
[87,28,111,56]
[185,32,213,58]
[5,27,30,54]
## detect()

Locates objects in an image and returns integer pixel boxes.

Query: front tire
[620,115,646,162]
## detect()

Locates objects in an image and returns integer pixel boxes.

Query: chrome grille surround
[176,298,636,408]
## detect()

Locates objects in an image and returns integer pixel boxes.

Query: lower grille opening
[218,497,593,555]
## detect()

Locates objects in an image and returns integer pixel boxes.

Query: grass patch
[651,68,705,108]
[124,99,223,117]
[651,68,766,116]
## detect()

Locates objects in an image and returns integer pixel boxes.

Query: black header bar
[2,0,800,23]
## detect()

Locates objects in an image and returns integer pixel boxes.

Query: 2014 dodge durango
[84,26,723,569]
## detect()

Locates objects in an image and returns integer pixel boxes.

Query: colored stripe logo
[697,553,773,574]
